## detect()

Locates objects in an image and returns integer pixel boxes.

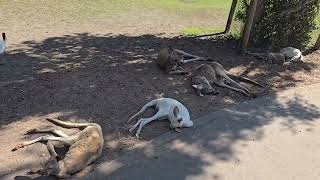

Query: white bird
[0,33,6,54]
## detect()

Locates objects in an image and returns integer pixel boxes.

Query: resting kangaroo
[12,117,104,178]
[191,75,220,97]
[247,47,303,65]
[127,98,193,138]
[191,62,264,97]
[156,46,209,74]
[279,47,304,63]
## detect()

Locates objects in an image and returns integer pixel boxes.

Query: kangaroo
[156,46,209,75]
[157,46,186,74]
[127,98,193,138]
[247,47,303,65]
[279,47,304,63]
[191,62,264,97]
[191,75,220,97]
[267,52,286,65]
[12,117,104,178]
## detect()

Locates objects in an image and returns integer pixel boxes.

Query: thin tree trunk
[315,33,320,50]
[241,0,259,54]
[225,0,238,34]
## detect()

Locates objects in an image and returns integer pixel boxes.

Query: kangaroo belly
[61,133,103,175]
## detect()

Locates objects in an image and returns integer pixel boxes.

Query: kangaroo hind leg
[26,127,69,137]
[214,79,250,96]
[12,135,74,151]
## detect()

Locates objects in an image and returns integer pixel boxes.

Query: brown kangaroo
[191,62,265,97]
[12,117,104,178]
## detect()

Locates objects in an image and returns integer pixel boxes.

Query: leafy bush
[236,0,320,51]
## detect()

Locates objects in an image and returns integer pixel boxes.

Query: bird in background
[0,33,6,55]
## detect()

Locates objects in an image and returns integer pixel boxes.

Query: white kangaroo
[279,47,304,63]
[248,47,304,65]
[127,98,193,138]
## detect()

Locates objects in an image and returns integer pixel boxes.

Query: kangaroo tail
[226,72,265,88]
[245,52,267,60]
[127,99,158,123]
[46,117,96,128]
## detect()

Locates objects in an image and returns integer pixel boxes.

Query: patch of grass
[180,27,225,37]
[1,0,232,22]
[180,24,242,40]
[143,0,232,13]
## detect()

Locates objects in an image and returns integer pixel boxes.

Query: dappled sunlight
[0,112,69,176]
[1,32,320,178]
[85,85,320,179]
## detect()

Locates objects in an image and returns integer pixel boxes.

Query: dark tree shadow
[83,90,320,180]
[0,33,319,179]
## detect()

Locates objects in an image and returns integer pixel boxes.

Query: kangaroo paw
[174,128,182,133]
[25,128,39,134]
[129,127,135,132]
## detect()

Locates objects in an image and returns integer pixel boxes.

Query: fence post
[241,0,259,54]
[225,0,238,34]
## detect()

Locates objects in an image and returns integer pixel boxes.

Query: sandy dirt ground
[1,4,320,179]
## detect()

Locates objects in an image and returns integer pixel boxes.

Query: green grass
[1,0,231,21]
[180,26,243,40]
[180,27,225,37]
[142,0,231,12]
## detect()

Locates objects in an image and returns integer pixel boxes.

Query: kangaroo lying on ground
[280,47,304,63]
[12,117,104,178]
[127,98,193,138]
[191,62,265,97]
[248,47,303,65]
[191,75,220,97]
[156,46,210,74]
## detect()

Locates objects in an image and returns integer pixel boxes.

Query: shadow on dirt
[84,90,320,180]
[0,33,319,179]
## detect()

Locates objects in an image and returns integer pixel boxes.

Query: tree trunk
[241,0,259,54]
[315,33,320,50]
[225,0,238,34]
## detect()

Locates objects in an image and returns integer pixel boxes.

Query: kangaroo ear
[173,106,179,118]
[192,84,202,90]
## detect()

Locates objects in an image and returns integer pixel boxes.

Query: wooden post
[195,0,238,38]
[225,0,238,34]
[315,33,320,50]
[241,0,259,54]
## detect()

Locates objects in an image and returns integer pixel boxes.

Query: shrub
[236,0,320,51]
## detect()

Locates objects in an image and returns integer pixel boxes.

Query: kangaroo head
[192,84,219,95]
[267,53,285,64]
[170,106,181,128]
[44,156,60,176]
[170,106,193,130]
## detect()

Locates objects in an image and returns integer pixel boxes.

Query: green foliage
[236,0,320,51]
[235,0,249,22]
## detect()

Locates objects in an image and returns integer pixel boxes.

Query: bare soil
[1,7,320,179]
